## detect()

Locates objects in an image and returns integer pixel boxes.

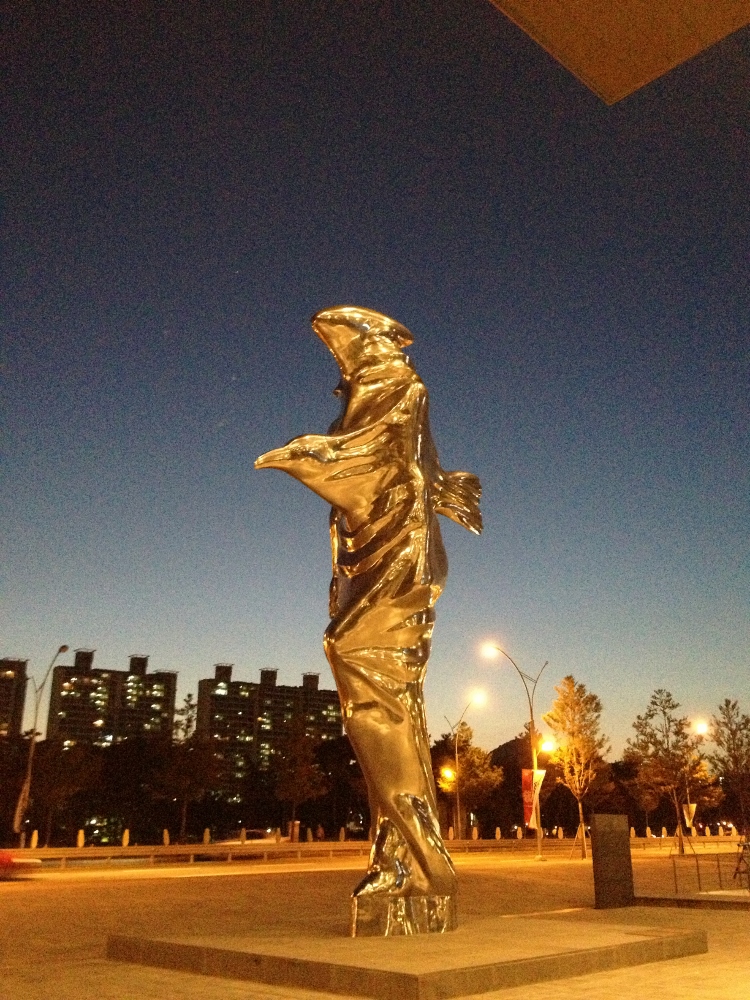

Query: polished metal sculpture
[256,306,482,936]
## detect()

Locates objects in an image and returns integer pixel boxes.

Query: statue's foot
[351,891,457,937]
[352,857,409,897]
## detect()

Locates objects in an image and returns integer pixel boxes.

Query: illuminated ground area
[1,855,748,999]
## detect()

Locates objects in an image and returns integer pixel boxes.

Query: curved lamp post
[444,690,486,840]
[13,644,69,845]
[482,643,549,858]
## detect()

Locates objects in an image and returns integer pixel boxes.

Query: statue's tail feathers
[433,471,483,534]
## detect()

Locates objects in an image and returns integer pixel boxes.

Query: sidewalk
[1,853,748,999]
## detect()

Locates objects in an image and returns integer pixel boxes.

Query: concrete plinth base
[351,893,456,936]
[108,915,707,999]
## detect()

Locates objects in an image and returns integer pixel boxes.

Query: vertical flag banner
[522,769,533,824]
[522,769,546,827]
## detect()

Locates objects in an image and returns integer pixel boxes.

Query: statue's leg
[325,640,457,935]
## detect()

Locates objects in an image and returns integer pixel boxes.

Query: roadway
[1,853,748,999]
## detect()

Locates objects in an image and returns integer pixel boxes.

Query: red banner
[522,769,534,825]
[522,769,546,827]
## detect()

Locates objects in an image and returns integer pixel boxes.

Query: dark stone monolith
[590,814,634,909]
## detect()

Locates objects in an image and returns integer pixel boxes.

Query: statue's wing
[433,470,483,535]
[255,423,393,511]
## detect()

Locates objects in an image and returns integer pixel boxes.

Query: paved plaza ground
[1,853,748,999]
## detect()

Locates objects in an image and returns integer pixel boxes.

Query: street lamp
[444,689,486,840]
[481,643,549,859]
[12,644,69,845]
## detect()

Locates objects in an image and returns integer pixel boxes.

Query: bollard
[76,829,85,848]
[306,826,313,842]
[163,829,170,847]
[495,827,501,840]
[275,828,281,843]
[338,826,346,842]
[516,826,523,839]
[646,826,651,838]
[661,827,667,838]
[30,830,39,849]
[630,827,635,838]
[471,826,479,840]
[203,827,211,845]
[558,826,564,839]
[240,827,247,844]
[122,829,130,847]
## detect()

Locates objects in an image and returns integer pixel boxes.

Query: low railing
[629,834,741,852]
[11,836,575,870]
[669,851,749,895]
[8,840,369,869]
[633,849,750,905]
[8,833,741,871]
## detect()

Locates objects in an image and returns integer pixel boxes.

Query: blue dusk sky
[3,2,748,755]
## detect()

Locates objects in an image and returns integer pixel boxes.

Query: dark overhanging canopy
[485,0,750,103]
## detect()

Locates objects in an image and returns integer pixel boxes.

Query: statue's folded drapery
[256,306,481,935]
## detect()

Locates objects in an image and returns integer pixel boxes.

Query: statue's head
[311,306,413,379]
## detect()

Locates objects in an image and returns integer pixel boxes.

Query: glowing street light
[444,689,487,840]
[481,642,549,859]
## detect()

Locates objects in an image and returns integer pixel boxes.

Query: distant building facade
[46,649,177,745]
[0,658,28,738]
[196,664,342,768]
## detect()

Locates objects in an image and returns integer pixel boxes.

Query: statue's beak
[255,446,292,470]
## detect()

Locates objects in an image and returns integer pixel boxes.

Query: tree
[152,737,225,841]
[625,689,721,852]
[620,762,663,832]
[30,741,102,846]
[708,699,750,834]
[0,737,26,844]
[433,723,504,837]
[273,723,328,826]
[174,693,197,742]
[456,745,505,818]
[543,676,609,858]
[314,735,368,837]
[96,737,171,842]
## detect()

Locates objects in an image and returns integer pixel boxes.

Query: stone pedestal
[108,916,707,999]
[351,894,456,936]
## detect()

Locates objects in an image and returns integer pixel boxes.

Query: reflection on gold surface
[256,306,481,935]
